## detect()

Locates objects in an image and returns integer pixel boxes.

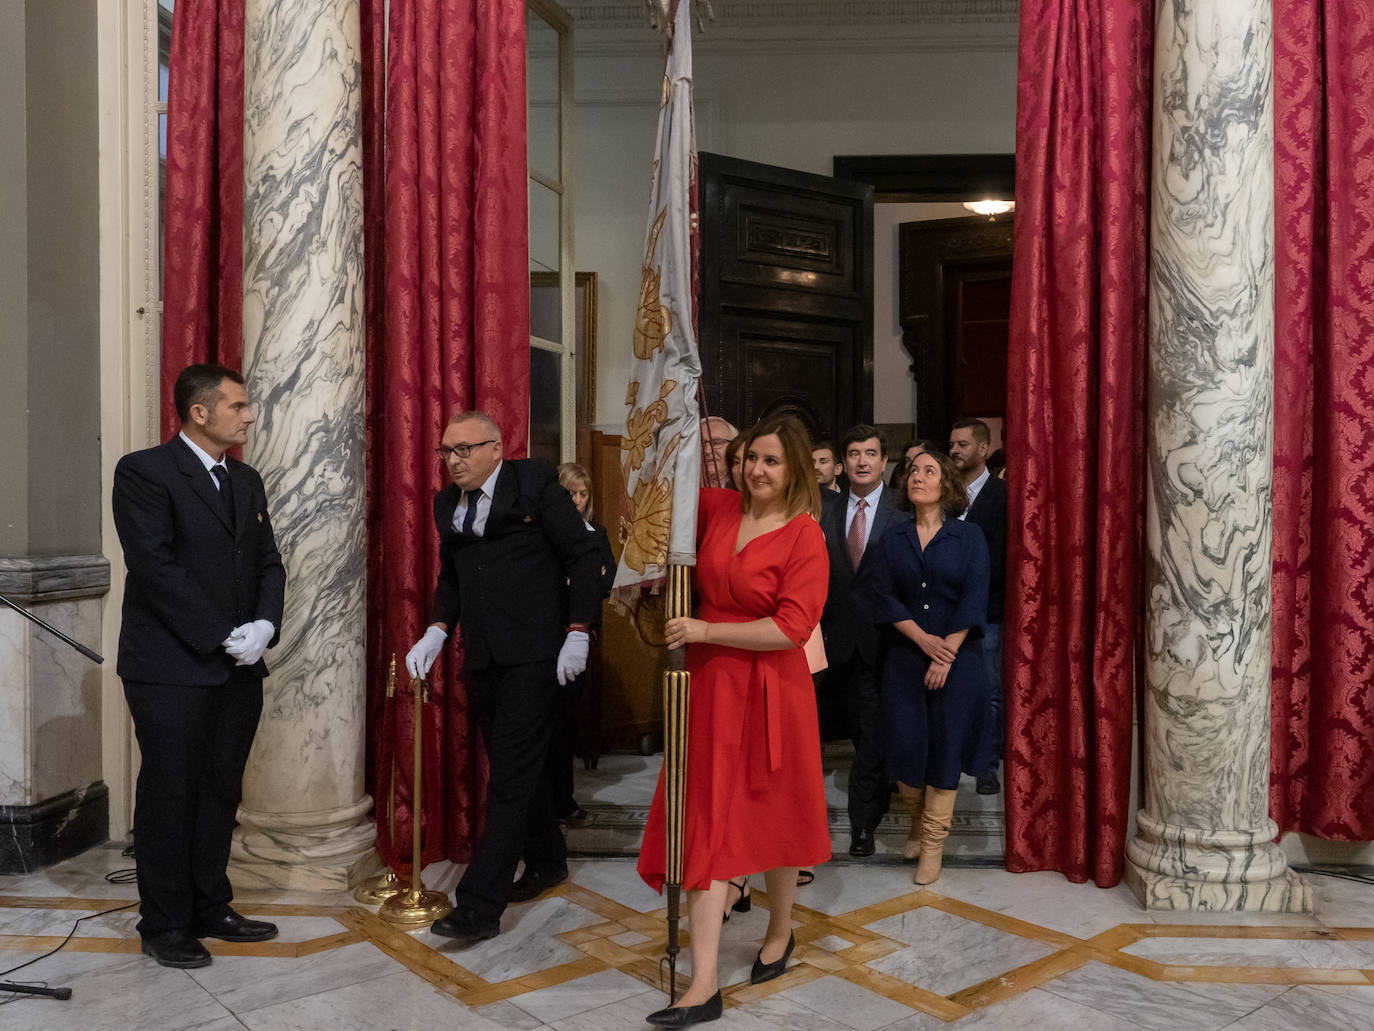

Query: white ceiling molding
[553,0,1019,56]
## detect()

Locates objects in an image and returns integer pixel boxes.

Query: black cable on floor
[1290,864,1374,886]
[1,854,141,1003]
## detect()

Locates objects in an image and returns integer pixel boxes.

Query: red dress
[638,489,832,892]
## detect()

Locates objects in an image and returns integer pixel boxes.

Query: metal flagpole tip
[353,869,404,905]
[379,885,453,929]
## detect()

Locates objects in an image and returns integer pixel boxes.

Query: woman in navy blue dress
[871,448,990,886]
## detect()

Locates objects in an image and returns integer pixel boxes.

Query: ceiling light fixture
[963,200,1015,220]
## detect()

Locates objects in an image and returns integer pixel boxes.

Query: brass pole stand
[380,675,452,928]
[356,658,407,905]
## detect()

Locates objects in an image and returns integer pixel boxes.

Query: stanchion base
[353,870,403,905]
[379,888,453,929]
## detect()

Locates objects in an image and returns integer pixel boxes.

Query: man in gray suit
[818,425,900,857]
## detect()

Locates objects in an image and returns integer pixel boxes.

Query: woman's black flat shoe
[750,931,795,984]
[646,990,723,1027]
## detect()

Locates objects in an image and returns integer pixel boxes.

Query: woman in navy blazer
[871,447,990,887]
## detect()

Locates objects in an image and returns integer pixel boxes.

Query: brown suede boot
[896,782,925,862]
[913,787,957,886]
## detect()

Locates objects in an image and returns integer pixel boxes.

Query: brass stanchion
[355,657,406,905]
[379,674,452,928]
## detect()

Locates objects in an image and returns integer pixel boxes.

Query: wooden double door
[699,153,874,440]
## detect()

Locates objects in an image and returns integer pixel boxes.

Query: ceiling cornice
[562,1,1018,29]
[554,0,1019,55]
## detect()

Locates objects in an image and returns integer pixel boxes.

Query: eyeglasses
[435,440,496,460]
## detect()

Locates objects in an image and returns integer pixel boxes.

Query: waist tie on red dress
[748,652,786,789]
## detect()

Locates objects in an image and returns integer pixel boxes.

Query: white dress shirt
[845,481,884,553]
[452,461,503,538]
[959,467,990,521]
[179,431,229,489]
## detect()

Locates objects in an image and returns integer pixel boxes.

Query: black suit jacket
[113,436,286,686]
[819,484,902,666]
[964,474,1007,624]
[431,459,601,670]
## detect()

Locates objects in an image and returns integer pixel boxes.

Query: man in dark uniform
[949,418,1008,794]
[819,425,900,857]
[406,410,601,947]
[112,363,286,969]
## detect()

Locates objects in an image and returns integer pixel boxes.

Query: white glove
[406,625,448,678]
[556,630,590,686]
[225,619,275,666]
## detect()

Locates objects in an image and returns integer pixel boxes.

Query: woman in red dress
[639,415,831,1028]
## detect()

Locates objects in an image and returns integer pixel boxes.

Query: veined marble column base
[230,795,375,892]
[1125,861,1311,912]
[1125,811,1312,913]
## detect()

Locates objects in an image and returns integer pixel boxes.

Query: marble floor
[5,839,1374,1030]
[566,749,1005,862]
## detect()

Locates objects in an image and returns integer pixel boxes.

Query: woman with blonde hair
[552,462,615,827]
[871,447,990,885]
[638,415,831,1028]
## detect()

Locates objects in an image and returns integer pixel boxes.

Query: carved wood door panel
[699,153,874,441]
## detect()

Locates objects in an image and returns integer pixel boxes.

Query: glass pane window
[529,346,561,466]
[528,180,560,276]
[525,9,560,182]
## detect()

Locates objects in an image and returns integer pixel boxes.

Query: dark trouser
[123,670,263,937]
[832,652,889,833]
[457,660,567,920]
[547,671,583,818]
[979,623,1004,775]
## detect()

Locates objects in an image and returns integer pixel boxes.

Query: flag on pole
[613,0,701,607]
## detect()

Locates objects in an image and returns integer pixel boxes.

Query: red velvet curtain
[1271,3,1374,839]
[363,0,530,863]
[160,0,244,438]
[1004,1,1152,885]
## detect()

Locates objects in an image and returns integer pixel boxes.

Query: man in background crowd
[700,415,738,489]
[818,426,899,856]
[948,418,1007,795]
[812,440,842,493]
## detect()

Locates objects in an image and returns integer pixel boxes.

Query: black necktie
[462,490,480,537]
[212,465,236,526]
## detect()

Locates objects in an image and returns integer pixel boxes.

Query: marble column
[1125,0,1308,912]
[230,0,373,891]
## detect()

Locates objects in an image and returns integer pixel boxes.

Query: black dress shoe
[976,771,1001,795]
[430,908,500,947]
[192,909,279,942]
[142,929,212,969]
[750,932,795,984]
[849,827,876,857]
[508,865,568,903]
[646,990,723,1027]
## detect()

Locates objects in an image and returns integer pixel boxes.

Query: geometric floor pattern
[8,853,1374,1029]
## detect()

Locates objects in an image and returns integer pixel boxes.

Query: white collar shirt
[845,481,884,553]
[959,467,991,521]
[453,461,503,538]
[179,431,229,489]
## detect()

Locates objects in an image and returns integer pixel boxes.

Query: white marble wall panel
[235,0,371,882]
[0,607,31,805]
[30,598,103,800]
[0,598,103,807]
[1126,0,1306,912]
